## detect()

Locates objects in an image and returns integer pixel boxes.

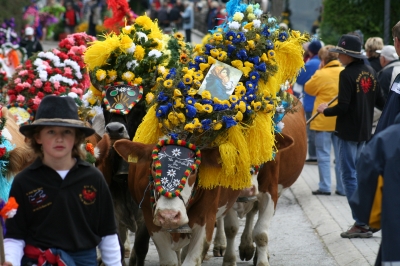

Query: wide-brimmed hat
[329,34,367,59]
[19,96,95,137]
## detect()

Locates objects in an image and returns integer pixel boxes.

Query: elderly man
[377,45,400,100]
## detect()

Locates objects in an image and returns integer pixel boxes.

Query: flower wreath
[6,102,34,125]
[150,138,201,198]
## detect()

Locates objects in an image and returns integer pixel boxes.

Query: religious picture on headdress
[198,60,243,100]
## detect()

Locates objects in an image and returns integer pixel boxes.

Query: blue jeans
[315,131,344,194]
[305,112,317,159]
[338,138,365,225]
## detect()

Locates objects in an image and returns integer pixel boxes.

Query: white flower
[6,209,17,218]
[161,177,168,184]
[167,169,176,177]
[228,21,241,30]
[126,60,139,70]
[136,32,148,43]
[253,19,261,28]
[173,179,180,186]
[254,9,263,18]
[277,121,285,131]
[276,105,285,113]
[172,148,181,157]
[2,128,12,141]
[127,43,136,54]
[148,49,162,58]
[68,92,78,98]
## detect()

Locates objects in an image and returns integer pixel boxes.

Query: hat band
[32,118,85,126]
[335,46,362,54]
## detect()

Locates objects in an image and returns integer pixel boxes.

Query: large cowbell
[158,145,196,194]
[103,84,143,115]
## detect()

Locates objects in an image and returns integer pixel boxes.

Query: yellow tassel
[133,105,162,144]
[84,34,121,70]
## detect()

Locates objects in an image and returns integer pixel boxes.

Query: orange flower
[86,143,95,155]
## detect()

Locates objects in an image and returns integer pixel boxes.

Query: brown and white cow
[213,105,307,266]
[113,140,242,265]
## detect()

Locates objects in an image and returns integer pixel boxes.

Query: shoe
[368,227,380,233]
[305,159,318,165]
[335,190,346,196]
[312,189,331,195]
[340,223,373,238]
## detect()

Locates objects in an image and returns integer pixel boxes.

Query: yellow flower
[291,30,301,38]
[163,79,174,88]
[251,101,262,111]
[193,80,202,87]
[107,69,117,82]
[183,74,193,85]
[96,69,106,81]
[133,77,142,84]
[168,112,180,125]
[213,32,223,41]
[178,40,186,48]
[246,5,254,13]
[194,102,204,112]
[235,85,246,96]
[268,50,276,59]
[213,122,223,130]
[135,15,153,30]
[199,63,210,72]
[193,71,204,81]
[203,104,213,113]
[194,44,204,54]
[156,77,164,83]
[208,56,216,65]
[177,113,186,123]
[122,71,135,82]
[173,89,182,97]
[146,92,155,104]
[134,45,145,61]
[234,111,243,121]
[192,118,202,128]
[244,22,253,30]
[210,48,220,58]
[202,90,212,100]
[174,32,184,41]
[174,98,184,108]
[184,123,195,133]
[182,67,189,73]
[188,88,198,96]
[120,34,133,51]
[229,95,239,103]
[233,12,244,22]
[265,103,274,112]
[237,101,247,113]
[217,51,227,61]
[246,40,255,50]
[244,61,254,69]
[261,53,269,62]
[231,60,243,69]
[247,13,256,21]
[87,95,98,105]
[255,34,260,41]
[179,53,190,64]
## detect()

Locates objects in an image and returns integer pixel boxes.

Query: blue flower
[157,91,169,102]
[278,32,288,42]
[274,113,284,123]
[227,44,236,56]
[261,26,270,37]
[201,119,212,130]
[268,17,276,24]
[249,71,260,83]
[195,56,206,63]
[186,105,197,118]
[185,96,196,105]
[225,31,236,42]
[249,56,260,65]
[177,81,186,89]
[232,32,246,44]
[213,104,229,111]
[188,62,199,71]
[281,100,289,108]
[222,116,237,129]
[236,49,248,61]
[156,103,172,118]
[205,44,215,55]
[245,81,255,91]
[169,133,179,140]
[265,40,274,50]
[166,68,177,79]
[201,99,213,105]
[256,62,267,72]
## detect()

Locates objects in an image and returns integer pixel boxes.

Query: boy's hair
[392,21,400,41]
[24,126,86,159]
[364,37,383,57]
[318,45,339,65]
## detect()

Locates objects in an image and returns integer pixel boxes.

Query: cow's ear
[275,133,294,152]
[200,147,222,168]
[113,140,152,162]
[94,133,110,164]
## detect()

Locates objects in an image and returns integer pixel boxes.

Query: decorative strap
[334,46,362,54]
[32,118,85,126]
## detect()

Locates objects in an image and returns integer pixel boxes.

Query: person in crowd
[3,96,121,266]
[374,21,400,134]
[19,26,43,58]
[350,112,400,266]
[169,1,182,30]
[157,2,171,31]
[317,34,383,238]
[206,1,219,31]
[296,40,322,164]
[86,0,101,37]
[63,1,79,34]
[365,37,384,73]
[305,45,345,196]
[181,0,194,43]
[377,45,400,101]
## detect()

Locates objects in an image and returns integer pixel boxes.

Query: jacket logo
[79,185,97,205]
[27,188,51,211]
[356,71,376,93]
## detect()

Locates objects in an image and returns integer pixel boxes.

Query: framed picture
[198,60,243,100]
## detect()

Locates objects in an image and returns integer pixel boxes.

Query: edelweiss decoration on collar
[151,138,201,198]
[102,83,143,115]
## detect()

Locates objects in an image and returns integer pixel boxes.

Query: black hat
[19,96,95,137]
[329,34,367,59]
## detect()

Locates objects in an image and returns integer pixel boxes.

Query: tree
[320,0,400,46]
[0,0,31,34]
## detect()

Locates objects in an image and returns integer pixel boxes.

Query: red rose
[43,86,53,93]
[58,86,66,93]
[37,92,45,98]
[28,87,36,94]
[0,147,7,158]
[8,95,16,102]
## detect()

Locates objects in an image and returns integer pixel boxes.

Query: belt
[24,245,68,266]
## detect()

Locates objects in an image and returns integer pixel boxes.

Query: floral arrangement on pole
[84,15,167,106]
[134,0,309,190]
[4,32,96,111]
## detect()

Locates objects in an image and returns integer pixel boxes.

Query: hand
[317,103,328,113]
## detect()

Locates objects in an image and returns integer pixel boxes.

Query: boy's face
[338,53,354,66]
[35,126,76,161]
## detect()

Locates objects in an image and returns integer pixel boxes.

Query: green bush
[320,0,400,46]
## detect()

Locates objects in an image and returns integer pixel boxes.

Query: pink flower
[82,73,90,88]
[64,67,72,75]
[66,37,75,45]
[33,96,41,105]
[42,61,50,67]
[52,48,61,54]
[76,88,83,95]
[14,78,21,84]
[16,94,25,102]
[34,79,43,88]
[18,70,28,76]
[22,82,31,88]
[71,87,78,93]
[53,81,60,89]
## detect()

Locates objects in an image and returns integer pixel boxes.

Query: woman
[205,66,233,100]
[365,37,384,73]
[304,45,345,196]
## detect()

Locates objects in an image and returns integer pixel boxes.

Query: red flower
[0,147,7,158]
[28,87,36,94]
[37,92,45,98]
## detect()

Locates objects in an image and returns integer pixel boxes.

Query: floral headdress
[84,15,167,106]
[134,0,309,190]
[4,32,96,111]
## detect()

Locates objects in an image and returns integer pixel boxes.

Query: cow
[212,105,307,266]
[113,139,244,265]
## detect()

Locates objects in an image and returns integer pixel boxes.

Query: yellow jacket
[304,60,344,131]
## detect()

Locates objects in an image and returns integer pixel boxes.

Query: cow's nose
[157,210,181,226]
[105,122,129,139]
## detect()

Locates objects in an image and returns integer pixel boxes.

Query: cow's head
[114,139,220,230]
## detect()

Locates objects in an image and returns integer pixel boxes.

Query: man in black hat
[317,34,383,238]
